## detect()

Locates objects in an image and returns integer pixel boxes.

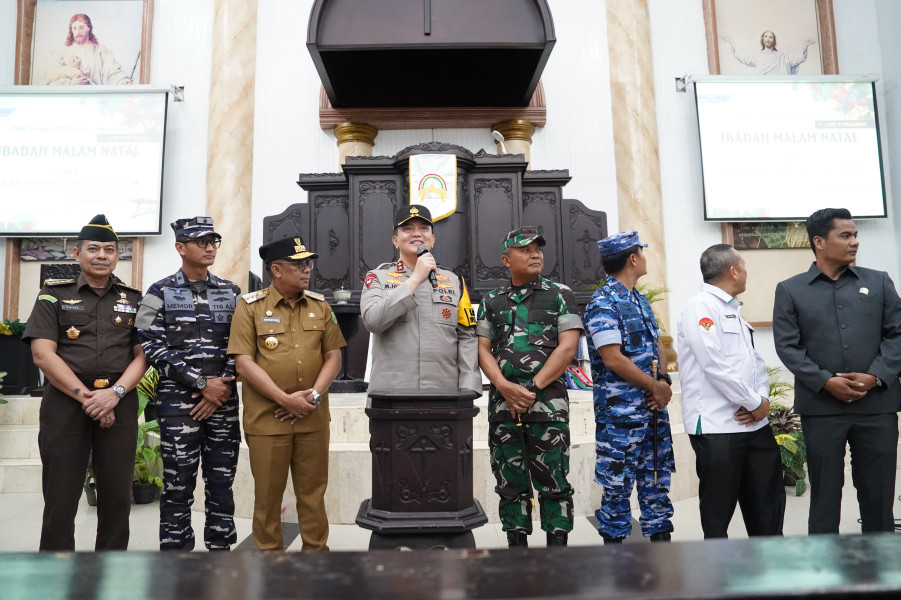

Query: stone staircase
[1,380,699,526]
[0,395,42,493]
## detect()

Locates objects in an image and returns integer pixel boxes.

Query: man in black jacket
[774,207,901,534]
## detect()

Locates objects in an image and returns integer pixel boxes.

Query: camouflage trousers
[157,384,240,551]
[594,415,675,539]
[489,420,574,534]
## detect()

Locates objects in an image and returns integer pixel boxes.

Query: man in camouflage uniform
[583,231,675,544]
[477,226,583,548]
[136,217,241,551]
[361,204,480,393]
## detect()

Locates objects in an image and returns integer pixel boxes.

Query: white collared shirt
[677,284,769,434]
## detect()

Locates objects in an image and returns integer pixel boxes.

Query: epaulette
[556,282,573,292]
[117,283,142,293]
[375,262,394,270]
[242,289,269,303]
[305,290,325,302]
[45,278,75,286]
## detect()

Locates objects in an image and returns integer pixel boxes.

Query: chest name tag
[262,317,280,323]
[61,304,85,311]
[209,290,236,313]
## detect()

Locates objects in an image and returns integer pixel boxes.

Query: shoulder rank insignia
[45,278,75,286]
[117,283,142,293]
[305,290,325,302]
[242,289,269,304]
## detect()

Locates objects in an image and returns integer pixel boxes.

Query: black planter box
[0,335,39,395]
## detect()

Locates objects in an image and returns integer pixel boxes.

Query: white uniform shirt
[677,284,768,434]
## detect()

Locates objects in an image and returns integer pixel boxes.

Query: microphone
[417,243,438,288]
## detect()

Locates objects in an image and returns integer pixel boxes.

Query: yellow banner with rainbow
[409,154,457,222]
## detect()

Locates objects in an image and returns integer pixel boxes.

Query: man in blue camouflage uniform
[583,231,675,544]
[477,227,583,548]
[136,217,241,551]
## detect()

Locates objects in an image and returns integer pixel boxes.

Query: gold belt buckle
[93,378,110,389]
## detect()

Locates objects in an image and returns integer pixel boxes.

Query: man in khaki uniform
[361,204,480,393]
[227,235,346,551]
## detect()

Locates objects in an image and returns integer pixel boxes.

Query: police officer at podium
[360,204,480,393]
[24,214,146,550]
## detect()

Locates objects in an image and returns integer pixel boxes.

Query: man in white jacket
[677,244,785,538]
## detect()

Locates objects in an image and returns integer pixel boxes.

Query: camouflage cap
[395,204,433,228]
[259,235,318,262]
[76,214,118,242]
[597,230,648,256]
[171,216,221,240]
[501,226,546,251]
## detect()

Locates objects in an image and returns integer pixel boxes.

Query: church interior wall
[1,0,899,376]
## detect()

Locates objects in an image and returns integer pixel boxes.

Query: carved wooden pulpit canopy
[306,0,556,108]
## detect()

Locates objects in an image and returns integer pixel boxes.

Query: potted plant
[134,418,162,504]
[0,319,39,395]
[133,367,162,504]
[766,366,807,496]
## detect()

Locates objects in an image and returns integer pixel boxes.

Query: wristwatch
[113,384,126,399]
[310,389,323,406]
[657,373,673,387]
[523,379,539,392]
[194,377,207,391]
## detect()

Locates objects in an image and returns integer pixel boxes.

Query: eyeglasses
[179,237,221,249]
[274,259,314,271]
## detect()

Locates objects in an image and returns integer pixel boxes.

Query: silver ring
[104,415,112,421]
[287,413,295,418]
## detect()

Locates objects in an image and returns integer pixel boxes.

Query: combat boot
[602,535,624,545]
[506,530,529,548]
[547,531,568,547]
[650,532,672,542]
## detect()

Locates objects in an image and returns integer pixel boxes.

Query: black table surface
[3,534,901,599]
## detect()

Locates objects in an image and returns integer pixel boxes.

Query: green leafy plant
[766,367,807,496]
[0,371,7,404]
[134,419,162,487]
[134,366,162,487]
[0,319,26,336]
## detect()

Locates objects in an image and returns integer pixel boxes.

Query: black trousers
[689,425,785,538]
[38,384,138,550]
[801,413,898,534]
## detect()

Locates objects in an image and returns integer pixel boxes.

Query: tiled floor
[2,471,898,552]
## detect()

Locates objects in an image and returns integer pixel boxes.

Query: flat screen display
[0,86,168,236]
[694,78,886,221]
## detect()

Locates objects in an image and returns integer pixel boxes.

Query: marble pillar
[206,0,258,292]
[335,122,378,167]
[605,0,669,329]
[491,119,536,169]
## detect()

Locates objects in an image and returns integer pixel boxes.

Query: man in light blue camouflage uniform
[477,227,583,548]
[583,231,675,543]
[136,217,241,551]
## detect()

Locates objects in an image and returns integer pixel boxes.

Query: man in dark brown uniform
[23,214,146,550]
[227,235,346,551]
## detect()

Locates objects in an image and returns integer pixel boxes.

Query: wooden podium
[355,389,486,549]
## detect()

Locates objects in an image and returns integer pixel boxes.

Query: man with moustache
[678,244,784,538]
[477,227,583,547]
[23,214,145,550]
[774,208,901,534]
[360,204,480,394]
[227,236,345,551]
[136,217,241,551]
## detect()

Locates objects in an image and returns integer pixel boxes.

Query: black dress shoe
[547,531,568,547]
[649,532,672,542]
[507,530,529,548]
